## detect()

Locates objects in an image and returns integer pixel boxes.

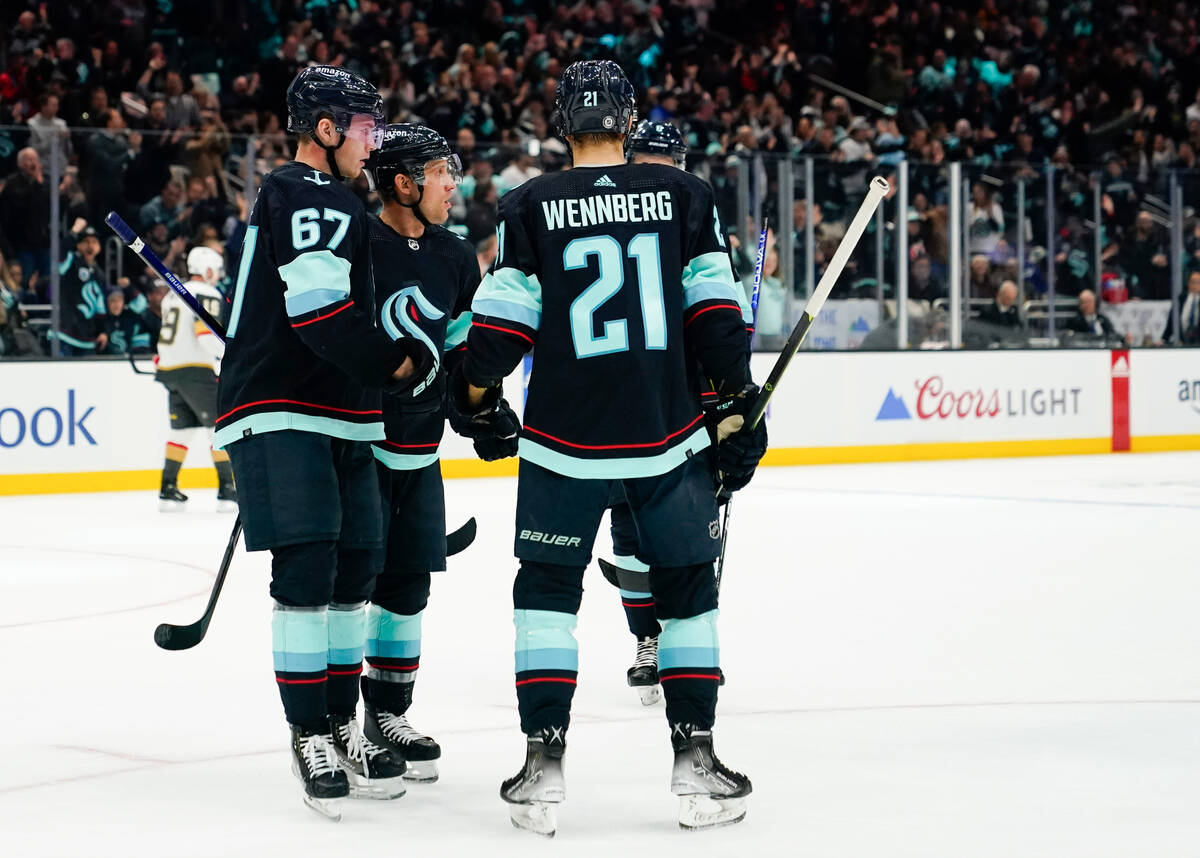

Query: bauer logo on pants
[519,529,582,547]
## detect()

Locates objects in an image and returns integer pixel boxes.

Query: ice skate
[328,714,407,800]
[501,727,566,837]
[364,705,442,782]
[670,723,751,831]
[290,726,349,821]
[216,483,238,513]
[158,484,188,512]
[626,635,661,705]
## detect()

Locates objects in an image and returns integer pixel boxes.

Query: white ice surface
[2,453,1199,856]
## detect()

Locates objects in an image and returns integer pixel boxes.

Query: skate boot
[158,483,188,512]
[670,723,752,831]
[626,635,661,705]
[328,714,407,800]
[500,727,566,837]
[364,704,442,782]
[290,725,349,821]
[216,482,238,513]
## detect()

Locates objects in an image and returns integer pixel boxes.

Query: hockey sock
[326,601,367,717]
[657,609,721,730]
[363,605,422,713]
[514,609,578,735]
[612,554,661,639]
[211,448,234,488]
[161,440,187,488]
[272,604,329,732]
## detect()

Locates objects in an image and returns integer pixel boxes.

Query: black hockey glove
[382,339,438,397]
[705,383,768,498]
[447,364,520,461]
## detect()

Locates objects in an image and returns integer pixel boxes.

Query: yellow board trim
[3,435,1198,495]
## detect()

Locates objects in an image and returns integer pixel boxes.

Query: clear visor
[343,114,387,150]
[417,154,464,186]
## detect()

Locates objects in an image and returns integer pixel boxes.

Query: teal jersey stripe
[474,268,542,328]
[273,650,327,673]
[368,605,423,642]
[444,312,472,350]
[371,445,440,471]
[472,297,540,329]
[658,645,720,669]
[328,604,366,649]
[659,610,719,650]
[366,638,422,659]
[682,251,740,309]
[328,646,364,665]
[515,647,579,672]
[619,587,652,600]
[517,426,710,480]
[227,225,257,338]
[50,331,96,349]
[734,280,754,323]
[213,412,384,450]
[278,250,352,317]
[613,554,650,573]
[57,251,74,275]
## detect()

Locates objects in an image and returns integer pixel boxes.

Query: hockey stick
[714,220,769,592]
[154,517,242,650]
[446,516,477,556]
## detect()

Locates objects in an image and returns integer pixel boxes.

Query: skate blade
[635,684,662,706]
[401,759,440,783]
[678,795,747,831]
[346,771,407,800]
[509,802,557,837]
[158,501,187,513]
[302,793,343,821]
[216,499,238,513]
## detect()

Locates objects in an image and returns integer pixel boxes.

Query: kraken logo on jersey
[381,283,443,395]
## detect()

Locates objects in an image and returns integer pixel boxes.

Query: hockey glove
[383,338,438,397]
[706,383,768,497]
[447,365,521,462]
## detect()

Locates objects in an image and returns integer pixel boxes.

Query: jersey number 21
[564,234,664,359]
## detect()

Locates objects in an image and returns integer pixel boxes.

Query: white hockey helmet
[187,246,225,280]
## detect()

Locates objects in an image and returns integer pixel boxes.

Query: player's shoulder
[263,161,364,211]
[426,224,474,260]
[367,212,395,243]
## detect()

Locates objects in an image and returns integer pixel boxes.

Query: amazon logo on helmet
[286,66,386,180]
[552,60,637,138]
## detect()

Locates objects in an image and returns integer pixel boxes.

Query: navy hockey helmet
[286,66,385,180]
[627,119,687,167]
[367,124,463,225]
[552,60,637,138]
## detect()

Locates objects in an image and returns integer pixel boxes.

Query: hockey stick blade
[446,517,477,556]
[598,558,621,588]
[154,517,242,651]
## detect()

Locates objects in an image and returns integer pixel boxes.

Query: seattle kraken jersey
[55,252,106,350]
[213,161,412,449]
[464,163,749,479]
[368,216,479,470]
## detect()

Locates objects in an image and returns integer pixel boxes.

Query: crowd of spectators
[1,0,1199,356]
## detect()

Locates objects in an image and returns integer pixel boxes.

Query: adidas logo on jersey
[593,174,617,188]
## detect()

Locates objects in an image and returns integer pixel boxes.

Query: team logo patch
[709,520,721,539]
[602,115,615,129]
[408,238,420,251]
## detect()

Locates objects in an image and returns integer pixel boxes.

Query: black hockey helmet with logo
[627,119,687,167]
[552,60,637,138]
[286,66,385,181]
[367,124,463,225]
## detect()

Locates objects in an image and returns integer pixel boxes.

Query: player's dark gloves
[705,383,768,497]
[447,365,520,461]
[383,339,437,397]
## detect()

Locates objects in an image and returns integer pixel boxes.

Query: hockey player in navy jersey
[609,119,756,706]
[359,124,519,784]
[213,67,434,820]
[454,61,768,834]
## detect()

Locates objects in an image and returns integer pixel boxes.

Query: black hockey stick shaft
[105,212,227,341]
[154,517,242,650]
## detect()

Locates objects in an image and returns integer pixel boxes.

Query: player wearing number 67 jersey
[214,67,434,821]
[454,60,761,835]
[154,246,235,512]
